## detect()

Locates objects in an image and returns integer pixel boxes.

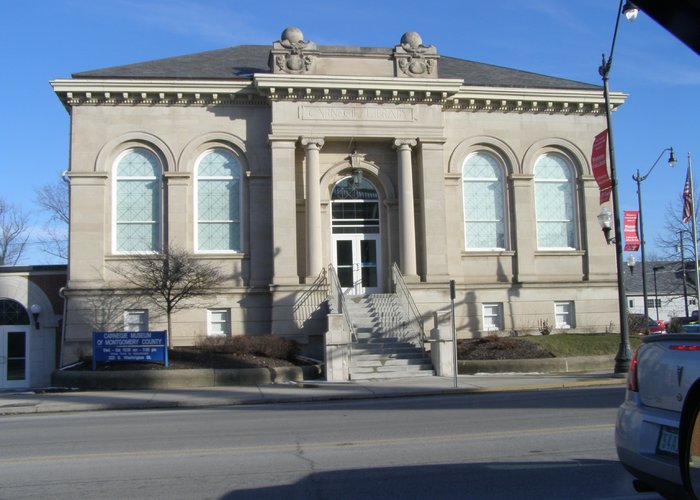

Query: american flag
[683,165,693,223]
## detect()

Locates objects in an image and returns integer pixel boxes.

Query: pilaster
[269,136,300,285]
[511,173,536,282]
[418,138,449,281]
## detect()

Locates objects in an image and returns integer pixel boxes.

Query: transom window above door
[331,176,379,234]
[0,299,30,325]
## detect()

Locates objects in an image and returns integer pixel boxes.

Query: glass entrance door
[331,175,382,296]
[0,328,28,389]
[333,234,380,295]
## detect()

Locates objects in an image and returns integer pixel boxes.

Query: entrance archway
[0,299,30,389]
[331,175,382,295]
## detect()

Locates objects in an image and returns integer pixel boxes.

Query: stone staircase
[344,294,434,380]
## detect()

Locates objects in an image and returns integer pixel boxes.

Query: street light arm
[634,147,676,182]
[599,0,626,78]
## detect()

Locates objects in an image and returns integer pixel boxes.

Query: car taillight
[670,345,700,351]
[627,349,639,392]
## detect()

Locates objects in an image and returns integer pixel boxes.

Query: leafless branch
[108,245,223,345]
[0,197,30,266]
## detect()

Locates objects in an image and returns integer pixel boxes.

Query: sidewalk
[0,372,626,416]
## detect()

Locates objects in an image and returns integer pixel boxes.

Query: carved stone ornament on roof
[269,27,319,75]
[393,32,439,78]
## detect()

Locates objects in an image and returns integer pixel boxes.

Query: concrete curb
[458,355,615,374]
[51,363,324,390]
[0,377,626,416]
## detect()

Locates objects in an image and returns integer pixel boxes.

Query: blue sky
[2,0,699,264]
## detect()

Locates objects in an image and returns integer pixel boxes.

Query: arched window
[114,148,162,252]
[462,152,506,250]
[534,153,576,249]
[0,299,30,325]
[196,148,242,252]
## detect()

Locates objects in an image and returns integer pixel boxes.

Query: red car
[628,314,665,335]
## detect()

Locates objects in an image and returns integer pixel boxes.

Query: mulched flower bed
[457,337,554,360]
[67,347,298,371]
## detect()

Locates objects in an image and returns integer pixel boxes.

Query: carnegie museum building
[51,28,622,371]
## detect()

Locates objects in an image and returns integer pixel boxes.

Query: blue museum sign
[92,331,168,370]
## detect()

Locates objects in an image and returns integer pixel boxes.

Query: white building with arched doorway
[0,266,65,389]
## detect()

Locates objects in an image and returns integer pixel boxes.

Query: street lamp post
[599,0,638,374]
[632,148,677,319]
[652,264,665,321]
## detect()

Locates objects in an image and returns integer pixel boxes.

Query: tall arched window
[114,148,162,252]
[534,153,576,249]
[462,152,506,250]
[196,148,242,252]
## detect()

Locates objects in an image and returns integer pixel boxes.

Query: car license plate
[657,426,679,456]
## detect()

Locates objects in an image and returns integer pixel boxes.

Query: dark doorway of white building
[0,299,30,389]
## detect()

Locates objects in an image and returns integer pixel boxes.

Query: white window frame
[533,153,577,250]
[482,303,504,331]
[124,309,149,332]
[208,308,231,336]
[554,301,575,329]
[194,148,243,253]
[112,148,162,254]
[462,151,507,251]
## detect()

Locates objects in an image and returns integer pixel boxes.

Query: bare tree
[35,181,69,224]
[34,180,69,260]
[109,245,223,346]
[0,197,30,266]
[656,192,698,296]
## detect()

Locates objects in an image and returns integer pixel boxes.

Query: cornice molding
[50,78,265,108]
[254,73,463,104]
[448,85,625,115]
[51,76,622,115]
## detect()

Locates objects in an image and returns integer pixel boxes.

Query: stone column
[394,138,418,279]
[301,137,324,280]
[269,136,299,285]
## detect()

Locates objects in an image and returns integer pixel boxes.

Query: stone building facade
[51,28,623,363]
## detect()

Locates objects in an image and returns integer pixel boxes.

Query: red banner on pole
[624,210,640,251]
[592,130,612,204]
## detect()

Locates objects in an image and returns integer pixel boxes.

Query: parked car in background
[616,333,700,497]
[628,313,666,335]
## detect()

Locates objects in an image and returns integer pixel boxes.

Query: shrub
[667,317,684,333]
[195,335,299,361]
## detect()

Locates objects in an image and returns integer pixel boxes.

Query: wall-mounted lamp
[30,304,41,329]
[597,206,614,244]
[627,254,636,274]
[352,168,363,186]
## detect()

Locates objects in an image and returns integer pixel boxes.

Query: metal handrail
[327,264,357,342]
[391,262,425,352]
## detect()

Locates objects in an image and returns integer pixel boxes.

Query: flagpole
[688,153,700,312]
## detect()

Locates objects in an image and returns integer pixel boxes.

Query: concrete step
[351,350,426,360]
[352,358,433,368]
[349,369,435,380]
